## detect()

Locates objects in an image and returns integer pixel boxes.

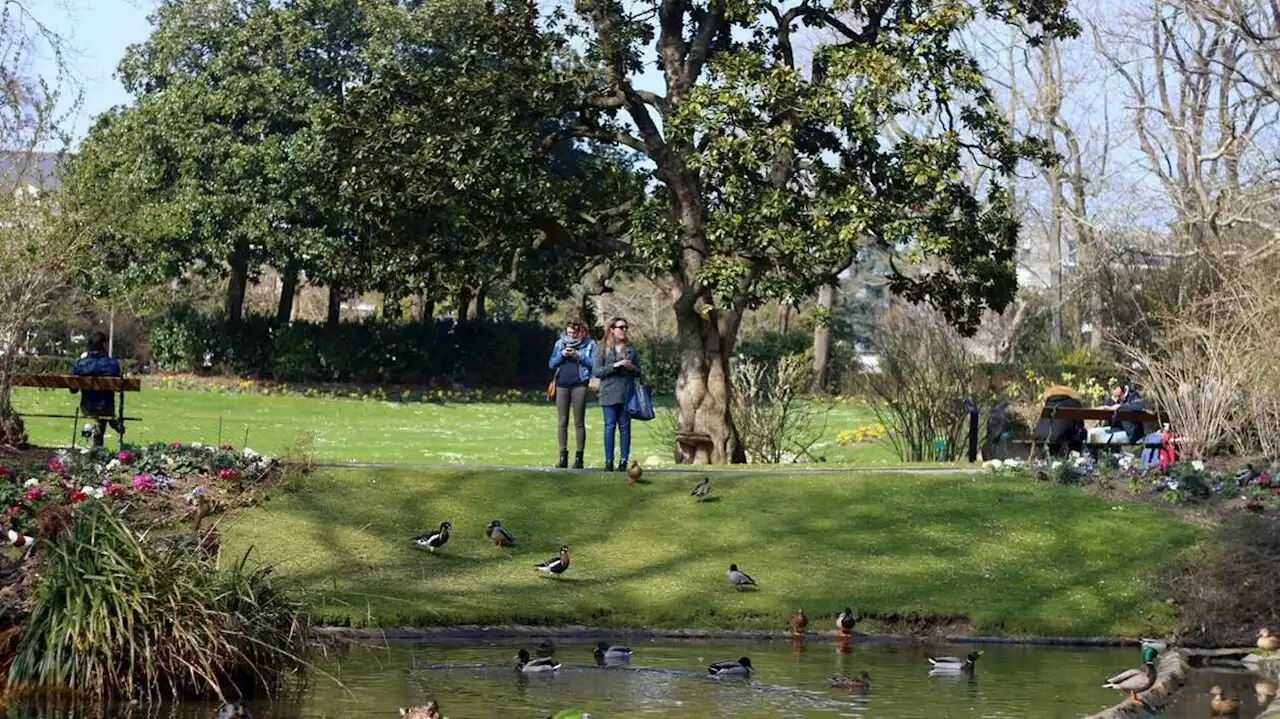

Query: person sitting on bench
[1088,380,1146,447]
[70,331,123,447]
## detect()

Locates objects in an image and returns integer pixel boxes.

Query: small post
[108,305,116,357]
[217,416,223,446]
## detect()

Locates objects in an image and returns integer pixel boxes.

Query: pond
[2,638,1273,718]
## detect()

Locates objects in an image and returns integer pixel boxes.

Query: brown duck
[788,609,808,639]
[1209,685,1241,715]
[627,460,642,486]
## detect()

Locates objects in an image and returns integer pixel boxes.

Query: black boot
[616,459,629,472]
[556,450,568,469]
[572,452,584,469]
[604,461,614,472]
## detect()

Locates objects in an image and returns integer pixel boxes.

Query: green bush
[8,503,307,701]
[8,355,141,375]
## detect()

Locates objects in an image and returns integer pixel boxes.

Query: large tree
[538,0,1077,462]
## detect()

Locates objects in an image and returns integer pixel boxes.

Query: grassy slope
[12,386,897,466]
[221,467,1198,637]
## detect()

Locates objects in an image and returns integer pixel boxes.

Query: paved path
[309,460,985,475]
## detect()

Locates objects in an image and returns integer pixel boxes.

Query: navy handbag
[627,382,656,421]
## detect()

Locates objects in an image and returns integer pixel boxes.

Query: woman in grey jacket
[592,316,642,472]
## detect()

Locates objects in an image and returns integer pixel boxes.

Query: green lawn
[221,467,1198,637]
[11,385,900,467]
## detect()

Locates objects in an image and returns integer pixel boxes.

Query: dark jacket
[1110,389,1148,440]
[592,344,641,407]
[71,351,122,416]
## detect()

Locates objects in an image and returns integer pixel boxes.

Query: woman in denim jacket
[549,318,596,468]
[592,316,641,472]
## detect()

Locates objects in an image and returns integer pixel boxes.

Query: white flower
[1167,480,1180,491]
[191,442,203,449]
[1051,461,1063,470]
[983,459,1002,471]
[23,478,39,488]
[81,485,104,499]
[242,447,259,460]
[1192,460,1205,471]
[106,458,121,471]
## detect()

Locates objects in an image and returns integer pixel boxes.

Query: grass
[220,466,1200,637]
[11,385,903,466]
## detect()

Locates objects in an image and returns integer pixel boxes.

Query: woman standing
[549,318,596,469]
[592,316,642,472]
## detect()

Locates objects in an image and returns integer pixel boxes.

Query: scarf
[561,334,586,351]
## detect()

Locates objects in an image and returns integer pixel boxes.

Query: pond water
[2,639,1273,718]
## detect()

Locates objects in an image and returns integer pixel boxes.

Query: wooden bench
[9,374,142,449]
[1036,405,1170,458]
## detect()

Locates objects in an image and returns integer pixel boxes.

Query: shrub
[7,503,307,700]
[861,304,995,462]
[730,352,831,463]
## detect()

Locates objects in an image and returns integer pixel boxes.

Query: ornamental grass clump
[7,502,308,700]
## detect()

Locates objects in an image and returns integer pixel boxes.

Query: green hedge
[148,307,560,388]
[8,355,142,375]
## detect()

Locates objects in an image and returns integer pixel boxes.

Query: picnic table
[8,374,142,449]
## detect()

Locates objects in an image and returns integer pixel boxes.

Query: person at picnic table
[548,316,596,469]
[70,331,123,447]
[1088,380,1147,447]
[592,316,642,472]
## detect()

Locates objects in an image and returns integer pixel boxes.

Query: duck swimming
[594,641,633,664]
[828,671,872,690]
[1209,685,1241,715]
[216,703,253,719]
[927,651,982,674]
[399,701,444,719]
[516,648,562,673]
[707,657,753,677]
[536,639,556,658]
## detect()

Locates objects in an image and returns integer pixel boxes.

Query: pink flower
[25,486,44,502]
[219,443,234,451]
[47,459,64,475]
[217,468,241,481]
[169,441,183,449]
[116,450,134,464]
[131,474,157,492]
[0,465,10,478]
[7,506,21,516]
[103,481,125,497]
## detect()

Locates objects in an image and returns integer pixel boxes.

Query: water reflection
[4,639,1277,718]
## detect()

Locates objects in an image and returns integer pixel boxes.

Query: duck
[1209,685,1241,715]
[536,639,556,658]
[1257,677,1278,703]
[594,641,633,664]
[726,563,756,590]
[400,701,444,719]
[1102,646,1158,704]
[216,703,253,719]
[928,650,983,674]
[837,608,858,637]
[486,520,515,548]
[1259,627,1280,653]
[548,712,594,719]
[827,671,872,690]
[707,657,753,677]
[789,609,808,639]
[627,460,642,486]
[536,545,571,575]
[412,521,451,552]
[691,477,711,500]
[516,648,562,673]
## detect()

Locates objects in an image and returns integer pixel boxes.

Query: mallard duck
[691,477,711,500]
[536,545,571,575]
[594,641,632,664]
[707,657,753,677]
[536,639,556,658]
[726,563,756,590]
[516,648,562,673]
[1209,685,1241,715]
[827,671,871,690]
[486,520,515,548]
[216,703,253,719]
[928,651,983,674]
[400,701,444,719]
[1259,627,1280,652]
[837,608,858,636]
[548,712,594,719]
[1102,646,1158,704]
[789,609,808,638]
[413,521,451,552]
[627,460,642,486]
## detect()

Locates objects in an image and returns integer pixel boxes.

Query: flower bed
[984,452,1280,510]
[1,442,279,538]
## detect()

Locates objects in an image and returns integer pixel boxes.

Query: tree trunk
[812,283,835,393]
[470,284,487,324]
[672,294,747,465]
[410,294,426,322]
[778,302,791,334]
[224,241,250,326]
[454,289,472,322]
[276,265,298,324]
[326,285,342,329]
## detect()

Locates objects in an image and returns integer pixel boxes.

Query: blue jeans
[602,403,631,464]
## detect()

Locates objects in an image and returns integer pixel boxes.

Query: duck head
[1261,627,1273,638]
[966,651,983,663]
[216,703,253,719]
[439,521,452,532]
[517,648,532,662]
[1141,646,1158,665]
[737,657,753,669]
[595,641,611,652]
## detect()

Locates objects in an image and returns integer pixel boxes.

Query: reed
[7,503,308,701]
